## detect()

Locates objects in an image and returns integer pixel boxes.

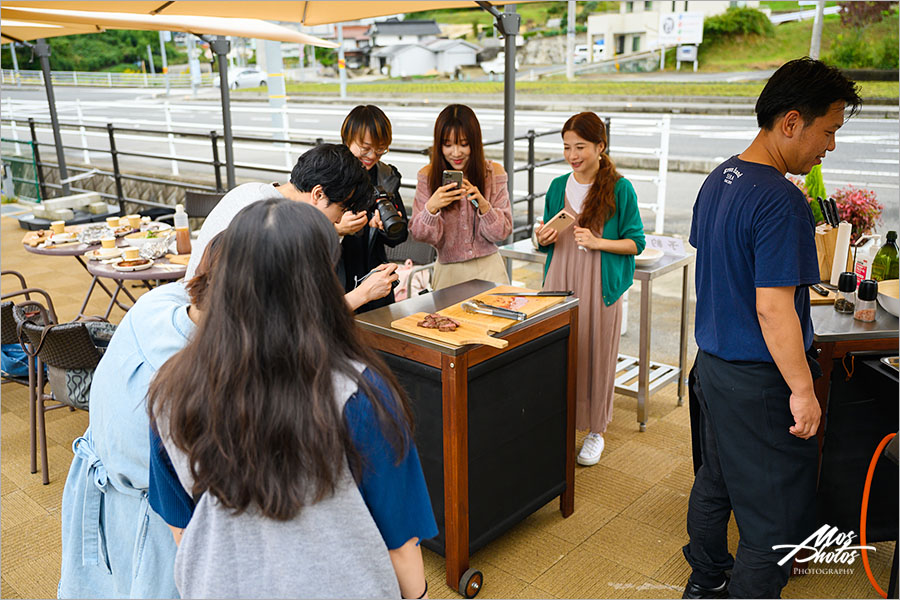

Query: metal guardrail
[1,106,672,236]
[1,138,41,202]
[1,69,216,88]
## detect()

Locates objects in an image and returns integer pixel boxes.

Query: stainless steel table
[499,239,695,431]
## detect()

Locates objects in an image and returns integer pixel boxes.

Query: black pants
[683,350,819,598]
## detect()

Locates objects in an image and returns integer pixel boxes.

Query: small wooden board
[438,285,567,333]
[391,312,508,349]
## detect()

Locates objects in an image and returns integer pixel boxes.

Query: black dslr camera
[373,185,406,241]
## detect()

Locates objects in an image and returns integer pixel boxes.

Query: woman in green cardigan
[535,112,646,466]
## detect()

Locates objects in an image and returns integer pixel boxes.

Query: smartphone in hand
[442,169,463,189]
[543,209,576,233]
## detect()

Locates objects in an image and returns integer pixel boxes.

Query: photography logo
[773,524,875,574]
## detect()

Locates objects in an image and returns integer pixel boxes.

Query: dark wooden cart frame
[360,299,578,595]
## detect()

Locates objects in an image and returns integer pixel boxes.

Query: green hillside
[695,11,898,71]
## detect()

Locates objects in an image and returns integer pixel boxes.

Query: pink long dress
[543,183,623,434]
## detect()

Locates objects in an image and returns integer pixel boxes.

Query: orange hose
[860,432,896,599]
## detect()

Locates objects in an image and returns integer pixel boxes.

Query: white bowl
[124,229,174,247]
[876,279,899,317]
[635,247,664,267]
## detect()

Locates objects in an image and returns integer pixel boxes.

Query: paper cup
[50,220,66,234]
[126,214,141,229]
[106,216,120,228]
[101,237,116,249]
[123,247,140,260]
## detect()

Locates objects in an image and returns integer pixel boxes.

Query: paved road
[3,88,896,237]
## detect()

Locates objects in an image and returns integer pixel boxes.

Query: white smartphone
[543,209,576,233]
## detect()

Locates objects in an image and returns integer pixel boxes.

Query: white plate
[49,232,77,243]
[635,247,664,267]
[113,259,154,272]
[85,248,123,260]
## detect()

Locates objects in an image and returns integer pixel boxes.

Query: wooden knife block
[815,225,851,282]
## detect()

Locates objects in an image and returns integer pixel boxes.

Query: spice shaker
[854,279,878,322]
[834,272,856,314]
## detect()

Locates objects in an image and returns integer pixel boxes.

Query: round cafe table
[85,257,186,319]
[22,225,136,318]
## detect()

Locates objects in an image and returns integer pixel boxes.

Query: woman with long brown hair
[410,103,512,289]
[535,112,646,466]
[147,199,436,598]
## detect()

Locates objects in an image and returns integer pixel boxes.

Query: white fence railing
[1,69,216,88]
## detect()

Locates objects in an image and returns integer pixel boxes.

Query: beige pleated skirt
[432,251,510,290]
[543,198,623,434]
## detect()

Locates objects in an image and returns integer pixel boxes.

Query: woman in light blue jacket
[58,239,220,599]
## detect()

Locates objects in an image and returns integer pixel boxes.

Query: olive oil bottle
[871,230,899,281]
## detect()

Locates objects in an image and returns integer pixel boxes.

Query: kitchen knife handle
[816,197,827,225]
[829,198,840,224]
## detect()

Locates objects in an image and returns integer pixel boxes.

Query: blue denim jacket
[59,283,194,598]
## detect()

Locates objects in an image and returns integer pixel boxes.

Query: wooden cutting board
[438,285,567,333]
[811,289,837,305]
[391,312,508,349]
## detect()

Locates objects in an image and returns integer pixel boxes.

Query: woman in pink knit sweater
[410,104,513,290]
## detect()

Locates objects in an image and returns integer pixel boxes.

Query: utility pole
[809,0,825,59]
[10,43,20,87]
[187,34,201,97]
[159,31,170,96]
[337,23,347,99]
[147,44,156,75]
[566,0,575,80]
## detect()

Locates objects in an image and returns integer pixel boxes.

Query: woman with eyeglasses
[339,105,409,312]
[410,104,512,290]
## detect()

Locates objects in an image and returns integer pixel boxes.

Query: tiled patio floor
[1,213,894,599]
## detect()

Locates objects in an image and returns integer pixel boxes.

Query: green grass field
[280,79,897,100]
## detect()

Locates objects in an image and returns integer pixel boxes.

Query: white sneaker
[577,432,605,466]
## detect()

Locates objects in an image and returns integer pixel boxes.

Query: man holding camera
[185,143,399,311]
[336,162,408,313]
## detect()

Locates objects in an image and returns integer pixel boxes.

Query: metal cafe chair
[14,307,108,485]
[385,237,437,299]
[1,270,58,479]
[157,190,225,225]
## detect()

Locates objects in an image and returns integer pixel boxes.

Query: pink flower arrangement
[832,185,883,243]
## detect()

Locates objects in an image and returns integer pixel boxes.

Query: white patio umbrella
[5,1,537,206]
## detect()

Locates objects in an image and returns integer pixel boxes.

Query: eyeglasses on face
[355,143,389,157]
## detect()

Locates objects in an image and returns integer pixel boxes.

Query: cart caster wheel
[458,568,483,598]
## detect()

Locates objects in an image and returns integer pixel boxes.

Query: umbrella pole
[35,39,70,196]
[210,35,235,190]
[502,3,519,231]
[478,2,520,244]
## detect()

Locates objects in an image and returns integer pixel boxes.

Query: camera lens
[374,186,407,240]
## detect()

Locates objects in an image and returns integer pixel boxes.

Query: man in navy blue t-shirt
[682,59,861,599]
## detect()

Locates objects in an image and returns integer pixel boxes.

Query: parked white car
[574,44,605,64]
[480,52,520,75]
[230,67,267,89]
[215,67,268,89]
